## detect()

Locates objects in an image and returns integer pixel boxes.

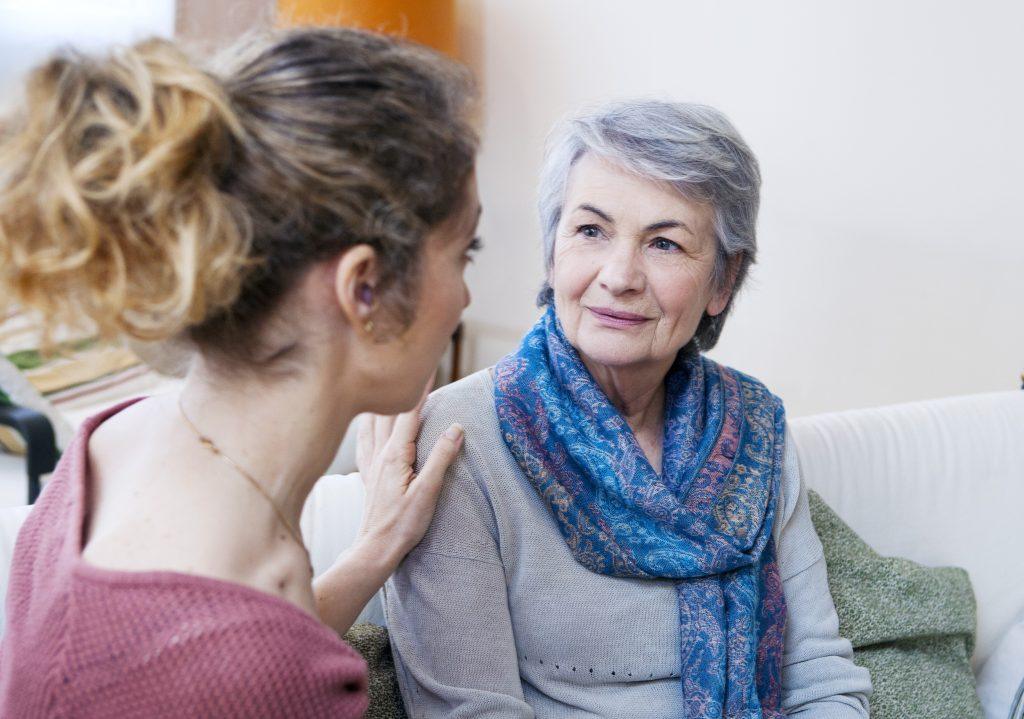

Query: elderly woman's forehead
[564,154,713,225]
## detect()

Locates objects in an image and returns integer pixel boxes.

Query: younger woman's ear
[706,255,742,317]
[334,244,379,330]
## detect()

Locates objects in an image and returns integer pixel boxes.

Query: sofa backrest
[790,390,1024,669]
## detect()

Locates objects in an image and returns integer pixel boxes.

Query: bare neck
[178,356,355,529]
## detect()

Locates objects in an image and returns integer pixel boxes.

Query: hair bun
[0,38,252,344]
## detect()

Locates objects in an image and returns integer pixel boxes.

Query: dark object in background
[0,400,59,504]
[344,623,407,719]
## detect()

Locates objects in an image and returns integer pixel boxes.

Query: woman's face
[550,153,729,373]
[376,175,481,411]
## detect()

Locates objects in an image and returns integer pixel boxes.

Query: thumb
[411,423,464,498]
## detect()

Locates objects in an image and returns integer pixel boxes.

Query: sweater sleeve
[384,393,534,719]
[777,430,873,718]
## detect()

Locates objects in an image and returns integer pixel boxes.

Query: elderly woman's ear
[706,254,744,317]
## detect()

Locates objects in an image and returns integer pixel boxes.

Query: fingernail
[445,423,464,441]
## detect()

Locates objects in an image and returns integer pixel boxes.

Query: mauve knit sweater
[0,400,369,718]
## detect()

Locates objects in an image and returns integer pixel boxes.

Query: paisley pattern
[494,307,788,718]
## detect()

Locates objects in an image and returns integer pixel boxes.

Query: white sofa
[789,390,1024,672]
[1,390,1021,709]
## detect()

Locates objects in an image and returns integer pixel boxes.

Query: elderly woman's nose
[597,244,644,294]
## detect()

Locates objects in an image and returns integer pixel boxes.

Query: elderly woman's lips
[587,307,651,328]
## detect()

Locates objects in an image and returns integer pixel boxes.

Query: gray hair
[536,100,760,352]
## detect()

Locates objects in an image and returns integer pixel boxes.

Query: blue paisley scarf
[493,306,788,718]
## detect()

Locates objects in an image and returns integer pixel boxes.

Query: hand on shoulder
[353,384,465,567]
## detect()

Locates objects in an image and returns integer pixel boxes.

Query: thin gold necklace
[178,396,313,577]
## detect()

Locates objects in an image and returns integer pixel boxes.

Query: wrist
[313,538,399,637]
[343,535,404,579]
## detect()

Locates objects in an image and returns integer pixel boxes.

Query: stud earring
[364,319,374,333]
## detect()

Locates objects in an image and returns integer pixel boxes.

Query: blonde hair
[0,39,250,344]
[0,29,477,362]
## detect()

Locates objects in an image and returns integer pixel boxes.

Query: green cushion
[808,490,984,719]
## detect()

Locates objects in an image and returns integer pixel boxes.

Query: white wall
[464,0,1024,417]
[0,0,175,114]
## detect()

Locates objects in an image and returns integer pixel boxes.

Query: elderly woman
[382,101,872,717]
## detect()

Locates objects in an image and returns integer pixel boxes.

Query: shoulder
[774,427,827,579]
[419,369,502,465]
[412,370,509,552]
[777,427,803,534]
[423,369,495,428]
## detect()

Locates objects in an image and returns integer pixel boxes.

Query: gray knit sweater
[384,369,872,718]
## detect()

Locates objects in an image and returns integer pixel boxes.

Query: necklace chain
[178,397,312,577]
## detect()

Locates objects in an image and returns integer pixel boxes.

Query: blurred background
[1,0,1021,422]
[2,4,1022,704]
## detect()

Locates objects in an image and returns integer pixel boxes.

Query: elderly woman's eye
[577,224,602,238]
[651,238,682,252]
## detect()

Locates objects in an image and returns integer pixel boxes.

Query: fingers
[391,390,427,448]
[373,414,395,450]
[383,381,434,465]
[387,381,428,436]
[411,423,464,501]
[364,380,437,471]
[356,414,374,473]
